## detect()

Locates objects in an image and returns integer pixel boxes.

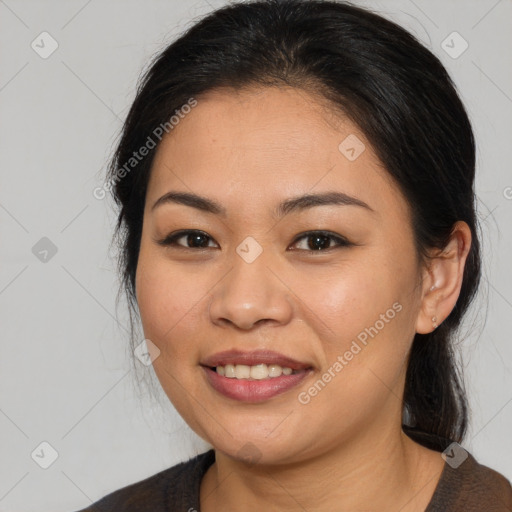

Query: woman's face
[136,86,427,464]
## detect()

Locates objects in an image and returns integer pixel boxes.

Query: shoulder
[72,449,215,512]
[427,450,512,511]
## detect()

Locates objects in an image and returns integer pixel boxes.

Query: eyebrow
[151,190,374,217]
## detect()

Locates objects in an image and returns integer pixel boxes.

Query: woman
[77,0,512,510]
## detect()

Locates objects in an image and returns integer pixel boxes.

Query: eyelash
[155,229,353,252]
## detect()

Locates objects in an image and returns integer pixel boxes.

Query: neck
[200,423,445,512]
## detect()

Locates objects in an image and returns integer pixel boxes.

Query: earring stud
[432,316,438,329]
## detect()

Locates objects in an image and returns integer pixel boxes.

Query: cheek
[135,254,204,361]
[135,254,213,435]
[302,255,417,391]
[299,258,397,342]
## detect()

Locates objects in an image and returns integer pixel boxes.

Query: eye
[155,229,352,252]
[289,230,352,252]
[156,230,218,249]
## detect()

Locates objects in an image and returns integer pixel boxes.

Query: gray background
[1,0,511,510]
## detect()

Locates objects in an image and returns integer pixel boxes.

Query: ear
[415,221,472,334]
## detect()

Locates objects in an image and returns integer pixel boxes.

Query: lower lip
[202,366,312,403]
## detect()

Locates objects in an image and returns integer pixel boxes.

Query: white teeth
[235,364,251,379]
[215,363,297,379]
[224,364,236,378]
[250,364,268,380]
[268,364,282,378]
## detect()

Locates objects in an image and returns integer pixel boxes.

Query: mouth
[200,349,314,402]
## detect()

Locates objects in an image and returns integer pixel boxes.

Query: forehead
[146,86,405,219]
[154,86,352,164]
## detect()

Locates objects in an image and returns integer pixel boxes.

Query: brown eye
[290,231,352,252]
[156,230,218,249]
[156,229,352,252]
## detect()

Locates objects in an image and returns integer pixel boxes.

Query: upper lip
[201,349,312,371]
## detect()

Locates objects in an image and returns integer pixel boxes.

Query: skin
[135,86,471,511]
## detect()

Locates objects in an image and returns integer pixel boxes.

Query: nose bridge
[208,237,292,329]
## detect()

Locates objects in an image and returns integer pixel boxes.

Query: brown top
[425,450,512,511]
[75,446,512,511]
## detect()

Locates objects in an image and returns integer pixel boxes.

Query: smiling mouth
[201,363,314,403]
[200,349,314,401]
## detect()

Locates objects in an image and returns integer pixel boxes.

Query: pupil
[309,234,329,250]
[189,233,208,247]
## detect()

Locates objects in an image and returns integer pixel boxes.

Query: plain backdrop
[1,0,511,510]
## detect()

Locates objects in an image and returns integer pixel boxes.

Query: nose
[208,248,293,331]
